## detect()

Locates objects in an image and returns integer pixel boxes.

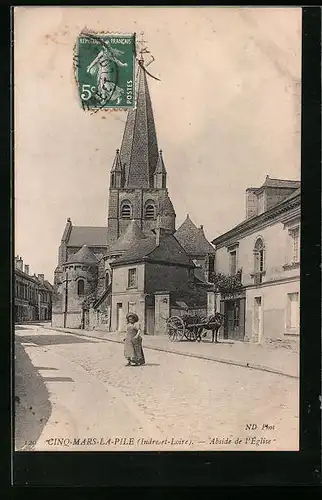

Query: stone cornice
[112,257,194,269]
[212,194,300,248]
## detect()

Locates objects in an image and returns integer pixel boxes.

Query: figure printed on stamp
[124,313,145,366]
[86,41,128,104]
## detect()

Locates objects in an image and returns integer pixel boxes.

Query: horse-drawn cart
[166,313,224,343]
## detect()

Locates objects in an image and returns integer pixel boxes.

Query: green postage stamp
[75,31,136,110]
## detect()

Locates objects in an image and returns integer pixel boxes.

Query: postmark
[75,30,136,111]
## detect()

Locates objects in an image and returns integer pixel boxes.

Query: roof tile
[175,215,215,255]
[67,226,107,247]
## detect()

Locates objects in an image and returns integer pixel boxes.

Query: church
[52,56,215,334]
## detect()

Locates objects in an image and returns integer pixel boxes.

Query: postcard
[14,6,301,455]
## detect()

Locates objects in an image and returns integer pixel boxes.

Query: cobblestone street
[15,325,299,452]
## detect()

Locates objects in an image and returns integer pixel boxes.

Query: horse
[195,313,225,343]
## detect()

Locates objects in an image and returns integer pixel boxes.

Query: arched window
[121,201,132,219]
[77,279,85,296]
[145,203,156,219]
[254,238,265,274]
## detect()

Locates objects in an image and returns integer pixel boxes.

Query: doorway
[116,302,123,331]
[223,298,245,341]
[253,296,262,343]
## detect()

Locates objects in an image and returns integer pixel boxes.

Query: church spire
[119,59,159,188]
[110,149,123,188]
[154,149,167,188]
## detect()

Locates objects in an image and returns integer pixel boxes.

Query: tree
[209,269,243,297]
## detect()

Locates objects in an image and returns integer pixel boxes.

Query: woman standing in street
[124,313,145,366]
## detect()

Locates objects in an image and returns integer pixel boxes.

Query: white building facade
[212,177,300,345]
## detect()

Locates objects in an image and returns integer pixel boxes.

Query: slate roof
[247,176,301,193]
[174,215,215,256]
[112,236,157,265]
[111,233,193,267]
[194,267,210,284]
[282,187,301,202]
[67,226,107,247]
[262,176,300,189]
[108,220,146,254]
[67,245,98,265]
[155,150,167,174]
[111,149,123,172]
[158,191,176,216]
[119,63,159,188]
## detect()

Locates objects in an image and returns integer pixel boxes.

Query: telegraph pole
[64,272,69,328]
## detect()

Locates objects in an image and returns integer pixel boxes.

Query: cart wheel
[184,326,198,342]
[167,316,185,341]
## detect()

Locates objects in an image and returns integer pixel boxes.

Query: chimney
[245,188,258,219]
[16,257,23,271]
[24,265,29,275]
[38,274,44,282]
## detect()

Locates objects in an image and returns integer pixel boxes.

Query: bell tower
[107,35,176,246]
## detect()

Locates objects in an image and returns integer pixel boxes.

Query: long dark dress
[124,322,145,365]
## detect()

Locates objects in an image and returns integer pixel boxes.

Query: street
[14,324,299,452]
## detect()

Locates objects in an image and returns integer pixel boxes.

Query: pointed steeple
[119,63,159,188]
[154,149,167,188]
[110,149,123,188]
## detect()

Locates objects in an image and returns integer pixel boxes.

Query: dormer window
[121,201,132,219]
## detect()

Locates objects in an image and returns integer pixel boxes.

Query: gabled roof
[119,63,159,188]
[108,220,146,254]
[67,245,98,265]
[67,226,107,247]
[174,215,215,255]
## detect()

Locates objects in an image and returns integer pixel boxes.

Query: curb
[41,325,298,380]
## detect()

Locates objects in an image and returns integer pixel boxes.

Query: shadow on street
[14,339,52,451]
[16,334,98,347]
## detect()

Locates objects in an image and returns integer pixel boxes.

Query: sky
[14,7,302,281]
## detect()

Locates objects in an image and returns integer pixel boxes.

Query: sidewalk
[42,325,299,379]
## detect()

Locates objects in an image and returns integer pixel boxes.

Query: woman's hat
[126,312,139,322]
